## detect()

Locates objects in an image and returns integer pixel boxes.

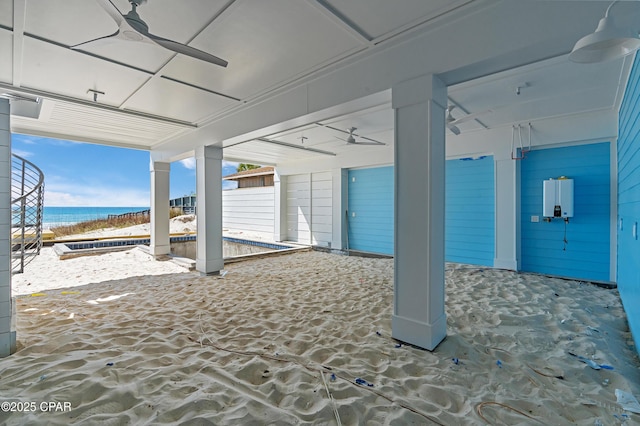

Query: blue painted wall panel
[520,143,610,282]
[445,156,495,266]
[617,53,640,356]
[347,167,394,254]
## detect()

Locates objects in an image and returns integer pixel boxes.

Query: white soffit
[320,0,473,41]
[162,0,365,101]
[11,100,188,148]
[123,76,238,123]
[224,139,331,165]
[20,37,152,106]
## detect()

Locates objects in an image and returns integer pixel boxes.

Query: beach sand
[3,246,640,424]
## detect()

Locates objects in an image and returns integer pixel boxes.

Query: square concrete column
[392,74,447,351]
[195,145,223,275]
[273,169,287,242]
[0,98,16,357]
[150,160,170,257]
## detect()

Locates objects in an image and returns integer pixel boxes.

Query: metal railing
[11,154,45,274]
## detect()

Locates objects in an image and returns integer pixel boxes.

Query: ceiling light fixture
[569,0,640,63]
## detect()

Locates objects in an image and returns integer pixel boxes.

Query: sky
[12,133,242,207]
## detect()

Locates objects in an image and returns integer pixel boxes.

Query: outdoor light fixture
[570,0,640,63]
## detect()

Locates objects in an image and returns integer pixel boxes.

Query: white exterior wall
[286,174,311,243]
[311,172,332,247]
[223,186,275,240]
[283,172,334,246]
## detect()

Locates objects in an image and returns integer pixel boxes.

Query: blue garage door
[347,167,394,254]
[445,156,495,266]
[520,143,610,281]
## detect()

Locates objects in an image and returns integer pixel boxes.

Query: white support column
[273,169,287,242]
[0,98,15,357]
[493,158,518,270]
[392,74,447,351]
[149,159,170,257]
[331,168,347,250]
[195,145,223,275]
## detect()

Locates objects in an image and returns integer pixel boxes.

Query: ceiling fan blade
[352,133,386,145]
[71,30,121,49]
[75,0,153,48]
[449,109,493,126]
[352,141,385,146]
[95,0,126,27]
[146,33,228,68]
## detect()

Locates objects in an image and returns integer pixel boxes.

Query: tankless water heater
[543,178,574,219]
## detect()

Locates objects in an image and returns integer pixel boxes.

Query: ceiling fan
[72,0,228,68]
[337,127,386,146]
[446,105,492,135]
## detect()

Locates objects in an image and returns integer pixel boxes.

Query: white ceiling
[1,0,638,163]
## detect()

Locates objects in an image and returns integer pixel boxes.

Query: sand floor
[3,249,640,425]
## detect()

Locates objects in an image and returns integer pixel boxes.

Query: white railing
[11,154,45,274]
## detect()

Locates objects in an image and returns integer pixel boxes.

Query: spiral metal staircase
[11,154,44,274]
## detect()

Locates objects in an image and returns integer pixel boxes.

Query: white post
[0,98,15,357]
[195,145,223,275]
[392,74,447,351]
[149,159,170,257]
[331,168,347,250]
[493,158,518,270]
[273,169,288,242]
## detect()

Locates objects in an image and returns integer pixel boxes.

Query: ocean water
[42,206,149,228]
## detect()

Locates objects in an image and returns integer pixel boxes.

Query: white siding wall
[285,172,333,245]
[286,174,311,243]
[222,186,275,237]
[311,171,332,246]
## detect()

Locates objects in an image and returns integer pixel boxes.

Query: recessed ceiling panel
[0,0,12,28]
[322,0,472,40]
[71,41,174,74]
[449,56,624,128]
[25,0,229,72]
[263,107,394,153]
[21,38,152,106]
[479,86,617,129]
[0,31,11,83]
[162,0,364,100]
[25,0,118,46]
[123,77,237,123]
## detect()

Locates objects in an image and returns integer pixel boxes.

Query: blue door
[445,156,495,266]
[347,167,394,254]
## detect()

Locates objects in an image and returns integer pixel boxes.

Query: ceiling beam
[12,0,27,87]
[303,0,372,45]
[0,82,197,128]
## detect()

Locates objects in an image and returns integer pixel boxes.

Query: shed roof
[223,166,274,181]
